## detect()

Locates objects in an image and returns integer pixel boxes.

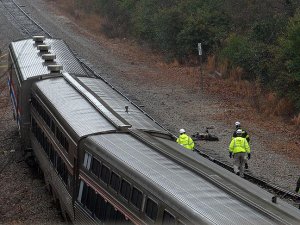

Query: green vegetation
[75,0,300,113]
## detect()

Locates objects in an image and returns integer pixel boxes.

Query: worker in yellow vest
[229,129,250,177]
[232,121,250,170]
[176,129,195,150]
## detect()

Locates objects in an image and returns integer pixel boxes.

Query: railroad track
[1,0,299,209]
[196,148,300,207]
[0,0,51,38]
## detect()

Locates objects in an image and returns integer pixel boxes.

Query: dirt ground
[0,0,300,224]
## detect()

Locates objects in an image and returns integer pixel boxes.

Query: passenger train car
[8,37,300,225]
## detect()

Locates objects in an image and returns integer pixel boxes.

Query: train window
[120,179,131,201]
[57,155,62,174]
[95,194,107,221]
[83,152,92,170]
[81,182,88,206]
[55,128,69,152]
[31,117,37,134]
[43,109,51,127]
[130,187,143,210]
[105,202,117,221]
[115,210,126,223]
[86,187,97,213]
[44,137,49,155]
[91,158,101,177]
[162,210,175,225]
[50,120,55,133]
[49,145,55,165]
[55,154,68,186]
[77,180,84,202]
[100,165,110,184]
[64,138,69,152]
[53,150,58,168]
[31,96,37,108]
[56,128,60,139]
[37,127,42,144]
[48,144,53,157]
[56,129,61,145]
[67,172,72,190]
[145,198,158,221]
[32,97,38,111]
[62,165,69,186]
[110,172,120,192]
[41,132,45,147]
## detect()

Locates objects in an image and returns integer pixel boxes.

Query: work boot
[245,163,249,170]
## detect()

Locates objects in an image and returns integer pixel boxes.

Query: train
[7,36,300,225]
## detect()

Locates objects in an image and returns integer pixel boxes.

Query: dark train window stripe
[91,157,101,177]
[162,210,176,225]
[31,118,69,186]
[110,172,121,192]
[120,179,131,201]
[130,187,143,210]
[100,164,110,184]
[31,95,69,153]
[95,194,107,221]
[81,182,88,206]
[145,198,158,221]
[86,187,97,213]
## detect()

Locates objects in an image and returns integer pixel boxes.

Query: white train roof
[32,74,165,140]
[9,38,87,81]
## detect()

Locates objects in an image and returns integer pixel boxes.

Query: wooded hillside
[74,0,300,116]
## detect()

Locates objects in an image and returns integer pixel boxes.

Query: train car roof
[9,38,87,81]
[32,77,116,140]
[84,133,300,225]
[32,74,165,140]
[77,76,165,132]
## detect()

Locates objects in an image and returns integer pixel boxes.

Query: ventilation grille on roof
[37,44,50,52]
[42,54,56,62]
[47,64,63,73]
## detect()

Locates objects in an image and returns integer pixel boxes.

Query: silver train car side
[8,37,300,225]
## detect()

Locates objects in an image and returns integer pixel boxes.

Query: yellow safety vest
[229,137,250,154]
[176,134,195,150]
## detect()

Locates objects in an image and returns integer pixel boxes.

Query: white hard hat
[236,129,243,135]
[179,129,185,134]
[235,121,241,126]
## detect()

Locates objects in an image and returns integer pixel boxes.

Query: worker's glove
[248,153,251,160]
[229,152,232,158]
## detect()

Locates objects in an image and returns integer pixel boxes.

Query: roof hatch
[32,35,45,44]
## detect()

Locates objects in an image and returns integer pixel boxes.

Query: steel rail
[0,0,52,38]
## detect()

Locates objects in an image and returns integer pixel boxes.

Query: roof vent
[37,44,50,52]
[42,54,56,62]
[47,64,63,73]
[33,36,45,43]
